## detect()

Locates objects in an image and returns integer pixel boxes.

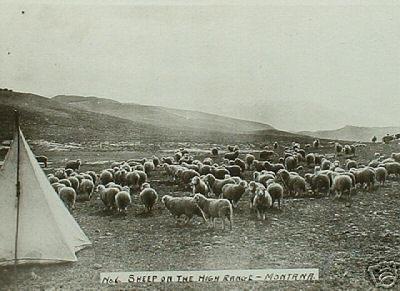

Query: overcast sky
[1,0,399,131]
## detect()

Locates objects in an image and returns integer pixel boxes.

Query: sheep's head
[193,193,206,204]
[192,176,200,185]
[141,183,151,190]
[161,195,171,205]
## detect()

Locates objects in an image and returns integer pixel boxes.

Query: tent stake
[14,110,21,285]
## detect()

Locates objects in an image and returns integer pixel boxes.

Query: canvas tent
[0,127,91,266]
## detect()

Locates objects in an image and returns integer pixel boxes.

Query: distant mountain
[298,125,400,142]
[52,95,274,134]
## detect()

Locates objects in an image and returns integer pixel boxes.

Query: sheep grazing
[193,193,233,230]
[97,185,119,210]
[162,195,206,225]
[252,188,272,220]
[65,159,82,171]
[221,181,247,208]
[205,174,236,196]
[115,187,132,213]
[35,155,48,167]
[331,174,353,200]
[374,167,388,186]
[211,147,219,156]
[266,182,283,209]
[191,176,209,196]
[139,183,158,213]
[100,170,113,185]
[382,162,400,178]
[224,150,239,161]
[78,179,94,200]
[59,186,76,210]
[313,139,320,149]
[349,167,375,191]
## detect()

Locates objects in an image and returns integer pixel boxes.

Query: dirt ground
[1,140,400,290]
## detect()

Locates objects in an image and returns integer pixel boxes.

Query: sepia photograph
[1,0,400,289]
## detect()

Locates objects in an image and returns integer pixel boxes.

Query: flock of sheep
[46,139,400,231]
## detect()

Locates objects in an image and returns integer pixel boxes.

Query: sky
[1,0,400,131]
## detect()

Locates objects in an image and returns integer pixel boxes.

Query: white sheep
[115,187,131,213]
[252,187,272,220]
[331,174,353,199]
[221,181,247,208]
[97,185,119,210]
[191,176,209,196]
[193,193,233,230]
[59,186,76,210]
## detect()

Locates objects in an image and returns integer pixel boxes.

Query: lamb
[205,174,236,196]
[266,182,283,209]
[252,188,273,220]
[78,179,94,200]
[221,181,247,207]
[374,166,388,186]
[65,159,81,171]
[162,195,206,225]
[331,174,353,199]
[193,193,233,230]
[224,150,239,161]
[100,170,113,185]
[97,185,119,210]
[35,155,48,167]
[58,186,76,210]
[191,176,209,196]
[115,186,132,213]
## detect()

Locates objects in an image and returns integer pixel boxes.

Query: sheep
[58,179,72,188]
[67,176,80,192]
[343,145,352,155]
[331,174,353,199]
[273,142,279,149]
[247,181,266,209]
[345,159,358,170]
[177,169,199,187]
[144,161,155,177]
[204,174,236,196]
[106,182,123,191]
[307,173,331,195]
[152,156,160,168]
[224,165,242,177]
[284,156,297,172]
[259,150,277,161]
[305,153,315,167]
[321,158,331,171]
[203,157,213,166]
[224,150,239,161]
[263,161,285,174]
[65,159,81,171]
[335,143,343,156]
[313,139,320,149]
[136,170,148,188]
[211,167,230,179]
[100,170,113,185]
[193,193,233,230]
[199,164,212,176]
[382,162,400,178]
[124,171,140,190]
[211,148,219,156]
[114,169,127,186]
[35,155,48,167]
[161,156,174,165]
[252,160,265,172]
[115,187,132,213]
[59,186,76,210]
[276,169,306,196]
[221,181,247,207]
[253,171,275,188]
[227,145,235,152]
[314,154,323,165]
[137,183,157,213]
[382,135,394,144]
[234,158,246,172]
[244,154,255,170]
[48,175,59,184]
[391,153,400,163]
[162,195,206,225]
[191,176,209,196]
[374,167,388,186]
[349,168,375,191]
[266,182,283,209]
[86,170,98,184]
[97,185,119,210]
[54,169,67,180]
[78,179,94,200]
[252,188,272,220]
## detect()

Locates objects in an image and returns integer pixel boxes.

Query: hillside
[0,90,303,145]
[298,125,400,142]
[52,95,274,134]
